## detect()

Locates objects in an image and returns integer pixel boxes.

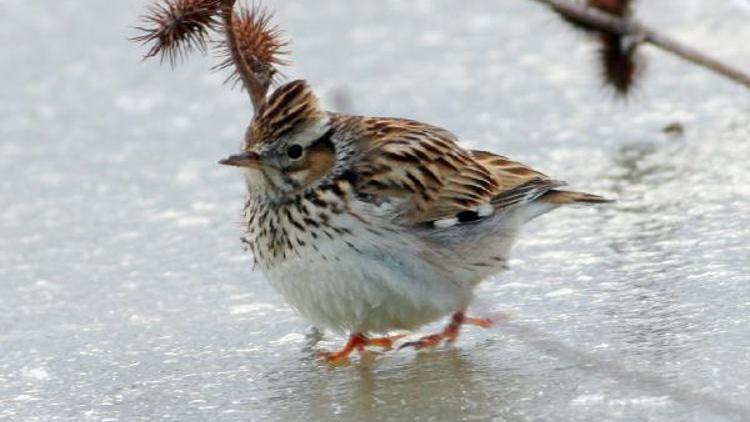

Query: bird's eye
[287,144,304,160]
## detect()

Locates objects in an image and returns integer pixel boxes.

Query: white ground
[1,1,750,421]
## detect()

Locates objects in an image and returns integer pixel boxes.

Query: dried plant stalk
[532,0,750,90]
[215,2,289,110]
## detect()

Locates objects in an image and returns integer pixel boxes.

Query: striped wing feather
[352,118,561,224]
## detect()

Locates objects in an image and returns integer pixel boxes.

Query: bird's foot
[319,333,405,365]
[399,333,448,350]
[400,311,507,350]
[464,315,501,328]
[364,333,406,351]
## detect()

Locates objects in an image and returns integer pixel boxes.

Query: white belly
[263,226,473,334]
[244,191,529,335]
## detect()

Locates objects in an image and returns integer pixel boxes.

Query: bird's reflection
[271,336,526,422]
[262,318,749,422]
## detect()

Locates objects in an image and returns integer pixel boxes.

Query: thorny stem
[532,0,750,90]
[220,0,267,111]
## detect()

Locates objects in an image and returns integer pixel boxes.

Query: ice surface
[1,0,749,421]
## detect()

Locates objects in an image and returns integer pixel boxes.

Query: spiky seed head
[133,0,223,66]
[590,0,640,95]
[555,0,642,95]
[598,33,643,96]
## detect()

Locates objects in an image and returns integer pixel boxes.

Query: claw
[366,334,406,350]
[318,350,353,366]
[318,333,405,364]
[399,333,444,350]
[399,310,506,351]
[465,312,509,328]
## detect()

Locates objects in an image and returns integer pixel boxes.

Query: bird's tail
[538,190,614,205]
[521,189,612,222]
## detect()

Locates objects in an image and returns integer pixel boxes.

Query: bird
[219,79,611,364]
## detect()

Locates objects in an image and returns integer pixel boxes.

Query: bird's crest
[245,80,330,148]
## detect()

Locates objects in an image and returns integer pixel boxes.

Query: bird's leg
[400,310,502,350]
[320,333,366,364]
[320,333,406,364]
[399,312,466,350]
[362,333,406,351]
[463,316,496,328]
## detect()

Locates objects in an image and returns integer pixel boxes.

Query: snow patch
[21,367,51,381]
[545,288,576,297]
[230,303,276,315]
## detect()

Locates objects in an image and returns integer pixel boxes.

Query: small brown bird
[219,80,611,363]
[132,0,610,364]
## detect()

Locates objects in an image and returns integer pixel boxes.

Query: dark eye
[287,144,304,160]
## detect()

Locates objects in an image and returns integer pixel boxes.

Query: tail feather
[520,189,612,223]
[538,190,614,205]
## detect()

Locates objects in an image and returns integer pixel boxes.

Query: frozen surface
[2,0,750,421]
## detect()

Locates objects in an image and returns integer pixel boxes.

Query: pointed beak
[218,151,261,168]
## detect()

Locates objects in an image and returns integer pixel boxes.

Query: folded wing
[351,117,567,226]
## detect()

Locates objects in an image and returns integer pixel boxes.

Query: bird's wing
[351,117,562,225]
[469,149,564,210]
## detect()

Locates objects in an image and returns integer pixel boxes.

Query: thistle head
[219,80,341,199]
[133,0,289,110]
[554,0,642,96]
[133,0,223,66]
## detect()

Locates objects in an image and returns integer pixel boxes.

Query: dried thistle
[597,32,643,95]
[589,0,641,95]
[133,0,290,113]
[215,3,289,110]
[534,0,750,90]
[133,0,223,66]
[555,0,642,95]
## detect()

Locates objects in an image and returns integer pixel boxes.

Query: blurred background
[1,0,749,420]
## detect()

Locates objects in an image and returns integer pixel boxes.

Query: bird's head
[219,80,341,200]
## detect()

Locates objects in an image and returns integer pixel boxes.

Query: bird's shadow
[501,321,749,421]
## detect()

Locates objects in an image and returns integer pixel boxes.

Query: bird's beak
[218,151,261,168]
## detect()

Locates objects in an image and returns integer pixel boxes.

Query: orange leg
[400,311,503,350]
[364,333,406,350]
[464,316,495,328]
[320,333,406,364]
